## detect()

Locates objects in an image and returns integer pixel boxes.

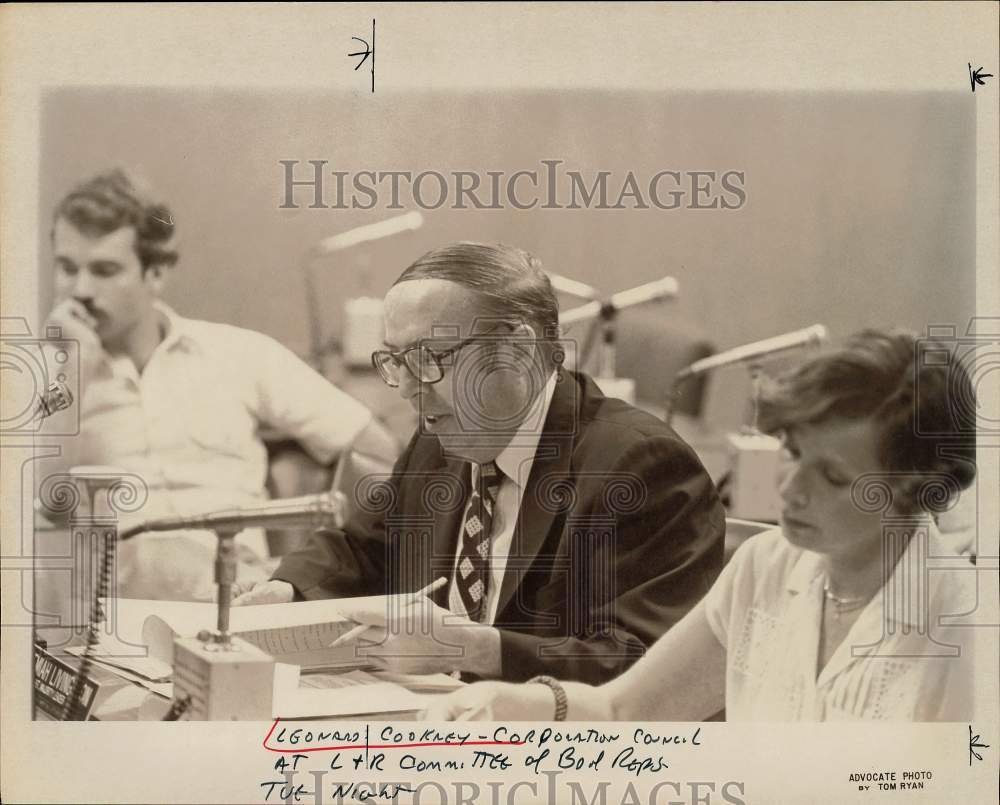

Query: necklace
[823,581,869,619]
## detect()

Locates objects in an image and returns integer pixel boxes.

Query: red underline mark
[262,719,524,754]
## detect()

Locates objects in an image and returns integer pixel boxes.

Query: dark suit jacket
[273,371,725,684]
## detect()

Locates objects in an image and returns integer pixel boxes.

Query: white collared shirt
[75,303,372,599]
[448,372,559,624]
[703,525,979,721]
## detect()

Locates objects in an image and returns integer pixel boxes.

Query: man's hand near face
[44,297,104,393]
[33,298,107,504]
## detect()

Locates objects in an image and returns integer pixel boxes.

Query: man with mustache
[236,242,725,684]
[39,169,382,601]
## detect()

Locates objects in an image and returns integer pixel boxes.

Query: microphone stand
[106,522,241,660]
[209,528,239,650]
[664,360,765,427]
[746,360,765,432]
[665,326,827,426]
[598,302,619,380]
[118,492,345,655]
[663,376,683,426]
[52,486,344,720]
[302,211,424,367]
[560,277,680,379]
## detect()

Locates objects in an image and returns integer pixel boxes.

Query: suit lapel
[396,434,469,607]
[428,455,470,608]
[495,373,581,619]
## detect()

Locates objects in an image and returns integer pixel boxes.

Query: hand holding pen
[328,576,449,648]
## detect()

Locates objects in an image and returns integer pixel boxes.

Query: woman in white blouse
[426,330,982,722]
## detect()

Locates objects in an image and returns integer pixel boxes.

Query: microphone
[118,491,347,540]
[547,272,600,301]
[560,276,679,326]
[304,210,424,363]
[676,324,828,380]
[312,211,424,255]
[34,380,74,420]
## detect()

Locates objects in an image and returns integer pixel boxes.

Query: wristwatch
[528,675,568,721]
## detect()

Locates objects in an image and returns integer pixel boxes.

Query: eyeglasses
[371,333,491,388]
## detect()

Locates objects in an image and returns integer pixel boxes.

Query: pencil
[409,576,448,602]
[326,621,369,649]
[327,576,449,648]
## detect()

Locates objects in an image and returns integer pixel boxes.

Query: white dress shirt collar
[153,300,199,354]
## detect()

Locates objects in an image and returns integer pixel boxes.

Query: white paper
[272,681,426,719]
[271,661,425,717]
[122,595,410,667]
[370,671,467,693]
[65,643,173,683]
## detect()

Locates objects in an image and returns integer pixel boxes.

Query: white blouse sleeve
[703,528,785,647]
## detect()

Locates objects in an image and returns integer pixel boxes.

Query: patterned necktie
[451,461,502,623]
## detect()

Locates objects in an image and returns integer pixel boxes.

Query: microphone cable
[61,527,114,720]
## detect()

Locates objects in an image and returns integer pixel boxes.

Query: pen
[327,576,449,648]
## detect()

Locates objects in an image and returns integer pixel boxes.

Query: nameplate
[34,644,99,721]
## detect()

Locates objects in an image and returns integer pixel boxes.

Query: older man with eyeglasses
[235,242,724,685]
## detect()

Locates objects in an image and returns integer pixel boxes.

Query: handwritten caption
[257,721,745,804]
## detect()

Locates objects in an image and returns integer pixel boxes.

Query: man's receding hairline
[386,279,532,347]
[389,275,494,311]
